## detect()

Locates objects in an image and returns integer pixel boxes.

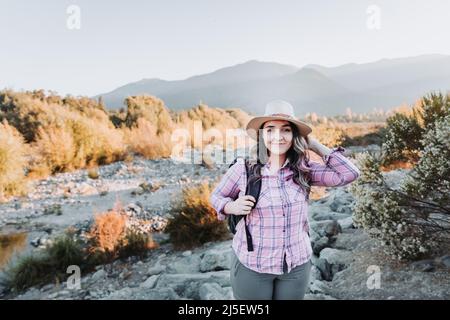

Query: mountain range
[95,54,450,116]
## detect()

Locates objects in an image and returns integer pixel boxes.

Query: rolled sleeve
[209,158,244,221]
[307,146,360,187]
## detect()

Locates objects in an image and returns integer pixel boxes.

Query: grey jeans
[230,250,311,300]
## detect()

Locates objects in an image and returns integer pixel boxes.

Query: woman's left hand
[305,135,319,152]
[305,134,331,157]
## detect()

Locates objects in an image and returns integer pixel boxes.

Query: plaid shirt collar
[265,157,290,170]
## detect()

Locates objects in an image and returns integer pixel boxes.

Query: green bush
[350,152,433,260]
[118,231,156,259]
[350,92,450,260]
[381,113,423,165]
[381,92,449,166]
[403,114,450,207]
[4,233,85,292]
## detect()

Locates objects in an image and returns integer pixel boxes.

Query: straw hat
[245,100,312,140]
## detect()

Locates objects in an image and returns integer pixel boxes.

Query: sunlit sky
[1,0,449,96]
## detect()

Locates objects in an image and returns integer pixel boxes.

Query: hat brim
[245,115,312,140]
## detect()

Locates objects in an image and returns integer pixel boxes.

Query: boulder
[200,248,231,272]
[409,260,435,272]
[147,262,165,276]
[308,280,330,295]
[337,216,354,230]
[139,275,160,289]
[199,282,231,300]
[312,236,329,255]
[324,221,342,238]
[309,264,322,282]
[155,271,230,300]
[91,269,107,282]
[436,255,450,268]
[311,255,332,281]
[319,248,352,280]
[310,220,333,237]
[167,254,201,274]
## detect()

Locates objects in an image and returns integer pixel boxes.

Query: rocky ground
[0,146,449,300]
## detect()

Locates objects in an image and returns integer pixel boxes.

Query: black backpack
[227,157,262,252]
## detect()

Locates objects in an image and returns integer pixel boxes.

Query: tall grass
[3,233,84,292]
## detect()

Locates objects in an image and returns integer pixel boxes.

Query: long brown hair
[247,121,312,196]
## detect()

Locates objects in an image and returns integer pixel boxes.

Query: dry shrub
[87,206,127,255]
[0,120,28,199]
[124,95,174,134]
[311,123,345,147]
[0,232,27,269]
[173,103,248,150]
[123,118,172,159]
[65,114,126,167]
[165,181,230,250]
[30,125,75,175]
[86,199,156,262]
[1,90,127,178]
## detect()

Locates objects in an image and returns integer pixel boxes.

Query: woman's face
[261,120,293,156]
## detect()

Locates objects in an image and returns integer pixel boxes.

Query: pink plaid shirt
[209,146,360,275]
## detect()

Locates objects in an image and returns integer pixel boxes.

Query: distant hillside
[95,54,450,116]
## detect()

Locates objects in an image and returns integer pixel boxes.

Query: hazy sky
[1,0,449,96]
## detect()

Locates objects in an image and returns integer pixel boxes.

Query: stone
[310,210,350,222]
[182,250,192,257]
[200,249,231,272]
[304,293,337,300]
[436,255,450,268]
[319,248,352,280]
[140,275,159,289]
[324,220,342,238]
[312,236,329,255]
[310,220,333,237]
[79,183,97,195]
[155,271,230,300]
[313,257,333,281]
[30,237,41,247]
[119,269,133,279]
[410,260,435,272]
[91,269,107,282]
[147,262,165,276]
[337,216,354,229]
[310,264,322,281]
[167,254,201,274]
[199,282,227,300]
[140,287,180,300]
[103,287,133,300]
[308,280,330,295]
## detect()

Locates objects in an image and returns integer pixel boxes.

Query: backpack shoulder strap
[228,156,246,168]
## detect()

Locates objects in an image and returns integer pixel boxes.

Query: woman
[209,100,360,300]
